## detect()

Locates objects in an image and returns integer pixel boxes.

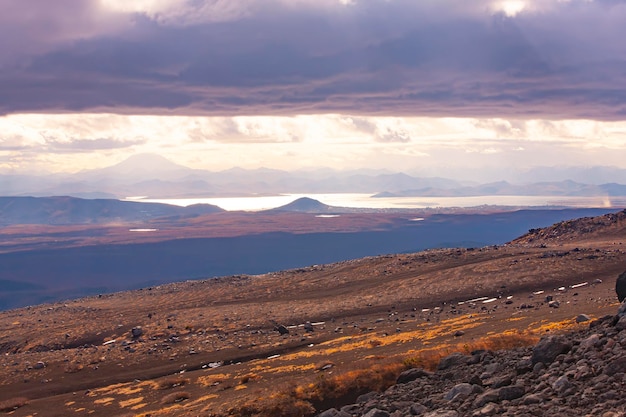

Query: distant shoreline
[129,193,626,212]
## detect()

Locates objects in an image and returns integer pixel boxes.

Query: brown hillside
[512,209,626,245]
[0,210,625,416]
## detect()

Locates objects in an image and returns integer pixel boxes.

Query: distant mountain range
[0,154,459,198]
[0,196,370,225]
[0,196,222,225]
[2,153,626,199]
[374,180,626,198]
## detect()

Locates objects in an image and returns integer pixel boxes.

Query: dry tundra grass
[227,331,542,417]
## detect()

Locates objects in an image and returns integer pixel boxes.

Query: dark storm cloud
[0,0,625,119]
[0,0,126,61]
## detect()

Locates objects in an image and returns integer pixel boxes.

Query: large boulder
[438,353,468,370]
[531,336,571,365]
[617,270,626,302]
[397,368,431,384]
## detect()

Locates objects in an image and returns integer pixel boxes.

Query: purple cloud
[0,0,624,119]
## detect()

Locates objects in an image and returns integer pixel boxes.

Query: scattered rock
[131,327,143,339]
[275,324,289,335]
[304,321,314,332]
[604,357,626,376]
[438,353,468,370]
[488,374,512,388]
[579,333,601,351]
[531,336,571,365]
[522,394,543,405]
[548,300,560,308]
[474,403,498,416]
[576,314,591,323]
[363,408,390,417]
[474,390,499,408]
[614,316,626,331]
[317,302,626,417]
[356,391,378,404]
[319,363,334,371]
[316,408,350,417]
[515,358,533,374]
[496,385,525,401]
[424,411,458,417]
[552,375,573,394]
[444,383,474,402]
[532,362,546,373]
[410,403,427,415]
[397,368,431,384]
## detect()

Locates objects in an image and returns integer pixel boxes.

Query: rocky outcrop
[316,305,626,417]
[615,270,626,302]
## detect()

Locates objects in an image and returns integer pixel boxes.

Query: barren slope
[0,210,625,416]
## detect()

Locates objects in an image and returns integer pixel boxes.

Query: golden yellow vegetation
[228,328,542,417]
[196,372,231,387]
[93,397,115,405]
[119,397,145,407]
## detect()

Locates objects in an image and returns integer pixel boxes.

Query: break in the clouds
[1,113,625,177]
[0,0,625,118]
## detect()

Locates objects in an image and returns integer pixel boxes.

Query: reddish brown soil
[0,206,530,254]
[1,211,626,416]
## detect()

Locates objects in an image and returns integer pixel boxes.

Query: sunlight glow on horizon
[131,194,626,212]
[2,113,626,177]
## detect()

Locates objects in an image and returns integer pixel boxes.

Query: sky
[1,0,625,180]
